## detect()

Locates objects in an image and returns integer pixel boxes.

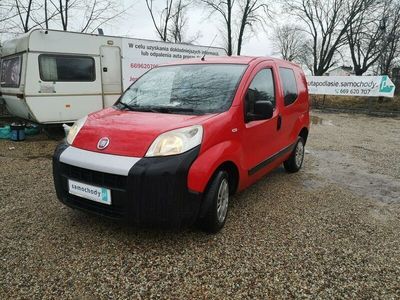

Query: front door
[241,62,284,176]
[100,46,122,107]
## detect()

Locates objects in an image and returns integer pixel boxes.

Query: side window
[1,55,22,88]
[245,68,275,120]
[39,55,95,82]
[279,67,298,106]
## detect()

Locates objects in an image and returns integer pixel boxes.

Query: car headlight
[145,125,203,157]
[66,116,87,145]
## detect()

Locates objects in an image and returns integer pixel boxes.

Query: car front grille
[59,163,128,217]
[60,163,127,190]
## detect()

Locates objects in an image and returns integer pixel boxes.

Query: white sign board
[121,39,226,89]
[306,76,396,98]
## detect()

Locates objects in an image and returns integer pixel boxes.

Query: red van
[53,56,310,233]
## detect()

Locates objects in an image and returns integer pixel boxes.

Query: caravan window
[1,55,22,88]
[39,55,95,82]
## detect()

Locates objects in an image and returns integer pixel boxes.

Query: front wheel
[199,170,230,233]
[284,137,305,173]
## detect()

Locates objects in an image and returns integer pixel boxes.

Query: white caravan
[0,29,225,124]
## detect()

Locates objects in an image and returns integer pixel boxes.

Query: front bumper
[53,143,202,227]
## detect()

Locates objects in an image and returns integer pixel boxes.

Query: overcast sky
[102,1,274,56]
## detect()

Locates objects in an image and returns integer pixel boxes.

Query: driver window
[245,69,275,116]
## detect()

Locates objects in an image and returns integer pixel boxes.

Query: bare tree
[145,0,174,41]
[169,0,185,42]
[31,0,59,30]
[80,0,127,33]
[169,0,200,43]
[44,0,49,29]
[1,0,54,33]
[1,2,17,42]
[48,0,72,30]
[47,0,126,33]
[297,41,315,72]
[271,24,307,62]
[15,0,34,32]
[378,0,400,75]
[200,0,234,55]
[285,0,373,75]
[0,1,19,24]
[346,0,388,75]
[1,1,36,36]
[145,0,198,43]
[236,0,269,55]
[200,0,271,55]
[0,0,126,38]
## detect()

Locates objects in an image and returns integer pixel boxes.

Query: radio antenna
[201,34,218,61]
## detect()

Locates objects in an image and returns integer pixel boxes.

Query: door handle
[277,114,282,130]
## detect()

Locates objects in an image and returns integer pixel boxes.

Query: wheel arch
[187,140,244,194]
[214,161,240,195]
[298,127,309,145]
[198,160,240,221]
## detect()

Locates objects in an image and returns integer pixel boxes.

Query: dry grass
[311,95,400,112]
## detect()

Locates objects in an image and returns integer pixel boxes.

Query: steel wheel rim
[216,179,229,223]
[295,141,304,167]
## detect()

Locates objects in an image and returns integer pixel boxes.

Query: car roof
[160,56,300,68]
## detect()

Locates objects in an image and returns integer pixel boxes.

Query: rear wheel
[199,170,229,233]
[284,137,305,173]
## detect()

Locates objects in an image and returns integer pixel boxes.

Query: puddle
[310,115,334,126]
[369,205,397,222]
[301,178,325,191]
[305,149,400,204]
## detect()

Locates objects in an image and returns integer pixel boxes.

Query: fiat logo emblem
[97,137,110,150]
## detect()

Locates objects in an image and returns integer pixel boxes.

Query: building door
[100,46,122,107]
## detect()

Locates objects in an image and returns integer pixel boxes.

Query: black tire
[284,137,305,173]
[199,170,230,233]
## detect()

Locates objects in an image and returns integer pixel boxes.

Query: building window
[1,55,22,88]
[39,55,95,82]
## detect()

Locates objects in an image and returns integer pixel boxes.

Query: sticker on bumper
[68,179,111,205]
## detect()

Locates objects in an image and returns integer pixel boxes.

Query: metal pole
[368,97,373,114]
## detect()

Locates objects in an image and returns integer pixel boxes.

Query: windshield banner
[306,76,396,98]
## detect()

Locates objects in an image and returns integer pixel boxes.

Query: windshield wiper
[118,102,136,111]
[117,103,159,113]
[153,107,194,113]
[117,103,194,114]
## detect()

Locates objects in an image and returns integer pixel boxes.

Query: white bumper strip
[60,146,141,176]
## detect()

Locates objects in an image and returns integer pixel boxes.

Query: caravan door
[100,46,123,107]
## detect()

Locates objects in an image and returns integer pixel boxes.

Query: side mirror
[246,100,274,122]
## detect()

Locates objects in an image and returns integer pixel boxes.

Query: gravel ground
[1,111,400,299]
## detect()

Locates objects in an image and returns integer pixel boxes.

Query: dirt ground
[0,111,399,299]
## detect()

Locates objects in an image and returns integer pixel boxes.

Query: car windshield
[117,64,247,114]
